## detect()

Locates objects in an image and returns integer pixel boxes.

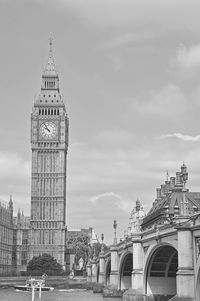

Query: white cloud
[0,152,30,182]
[106,54,122,71]
[170,44,200,79]
[0,152,31,213]
[90,192,120,203]
[89,191,132,212]
[59,0,200,31]
[175,44,200,69]
[103,32,154,49]
[132,84,188,117]
[95,129,134,148]
[159,133,200,142]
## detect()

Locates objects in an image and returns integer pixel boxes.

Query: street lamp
[101,233,104,252]
[113,219,117,245]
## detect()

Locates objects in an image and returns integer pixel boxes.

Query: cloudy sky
[1,0,200,243]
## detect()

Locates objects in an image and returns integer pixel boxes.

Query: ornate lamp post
[93,246,97,260]
[181,163,189,215]
[101,233,104,252]
[113,219,117,245]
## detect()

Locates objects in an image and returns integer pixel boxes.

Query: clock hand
[44,123,50,132]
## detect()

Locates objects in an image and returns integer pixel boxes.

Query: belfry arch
[145,244,178,300]
[119,252,133,290]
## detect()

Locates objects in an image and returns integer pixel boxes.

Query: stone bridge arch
[144,243,178,300]
[105,257,111,286]
[118,251,133,290]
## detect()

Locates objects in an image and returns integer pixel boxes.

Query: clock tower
[29,37,68,268]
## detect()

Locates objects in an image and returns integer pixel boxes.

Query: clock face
[40,122,57,139]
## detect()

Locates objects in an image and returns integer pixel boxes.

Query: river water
[0,288,122,301]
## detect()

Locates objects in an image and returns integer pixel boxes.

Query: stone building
[13,209,30,275]
[0,196,14,275]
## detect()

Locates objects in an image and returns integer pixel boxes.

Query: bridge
[86,164,200,301]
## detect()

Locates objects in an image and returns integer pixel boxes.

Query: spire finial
[166,170,169,181]
[9,193,13,206]
[49,33,53,56]
[42,33,57,75]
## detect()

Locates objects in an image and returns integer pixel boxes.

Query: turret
[170,177,175,190]
[17,208,21,226]
[154,164,189,204]
[156,188,161,199]
[136,199,141,212]
[9,194,13,223]
[181,162,188,188]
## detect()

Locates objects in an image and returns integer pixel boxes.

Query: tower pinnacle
[9,193,13,209]
[43,34,57,76]
[40,35,60,93]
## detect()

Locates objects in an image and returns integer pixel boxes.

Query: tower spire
[43,33,57,76]
[9,193,13,210]
[40,34,60,93]
[166,170,169,181]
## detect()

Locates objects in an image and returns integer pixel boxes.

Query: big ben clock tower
[29,37,68,268]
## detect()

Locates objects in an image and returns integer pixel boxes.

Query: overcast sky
[1,0,200,243]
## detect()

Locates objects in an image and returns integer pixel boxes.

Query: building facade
[29,37,69,268]
[13,209,30,275]
[0,196,14,275]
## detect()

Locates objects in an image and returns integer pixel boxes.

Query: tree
[27,253,64,276]
[66,234,109,268]
[67,234,90,266]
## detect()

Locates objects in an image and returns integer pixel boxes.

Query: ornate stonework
[127,199,145,236]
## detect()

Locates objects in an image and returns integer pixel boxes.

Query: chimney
[165,181,171,194]
[170,177,175,190]
[160,184,166,197]
[181,163,188,187]
[176,172,182,186]
[136,199,141,212]
[156,188,161,199]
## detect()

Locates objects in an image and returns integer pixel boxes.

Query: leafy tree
[66,234,109,268]
[91,242,109,257]
[27,253,64,276]
[67,234,90,266]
